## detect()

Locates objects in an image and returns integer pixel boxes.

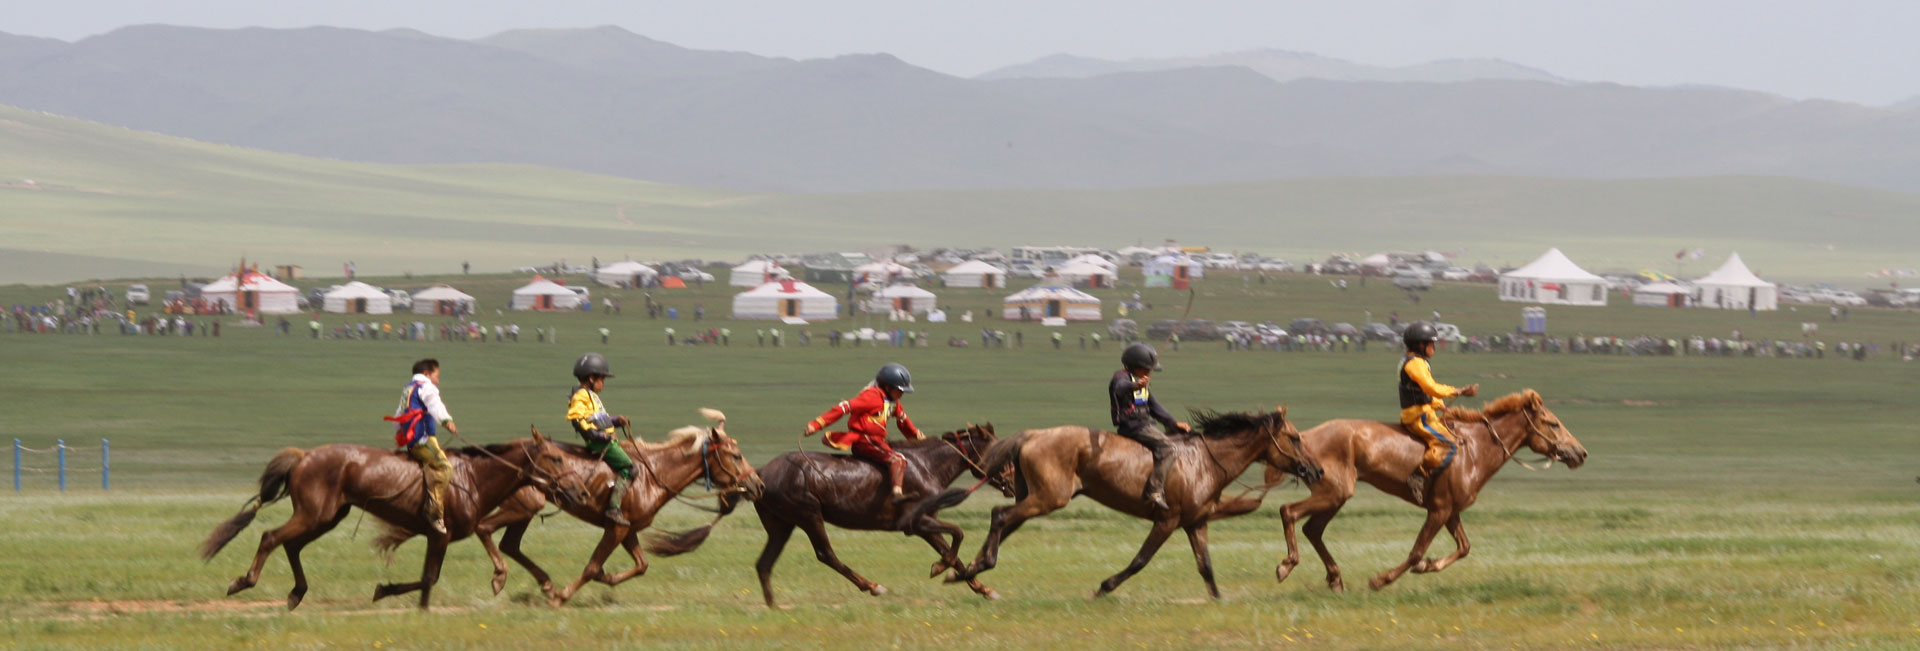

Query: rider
[805,363,924,503]
[388,358,456,535]
[1111,343,1191,515]
[1398,322,1479,504]
[568,353,635,526]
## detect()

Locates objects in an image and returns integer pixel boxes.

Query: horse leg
[498,522,555,598]
[282,506,349,610]
[914,517,998,600]
[550,528,623,607]
[756,518,796,608]
[1276,491,1347,587]
[1185,523,1220,600]
[1093,519,1178,598]
[1369,509,1449,590]
[1303,504,1348,592]
[955,488,1068,581]
[370,534,450,609]
[228,498,325,597]
[596,530,650,586]
[1274,499,1307,585]
[475,508,530,596]
[1414,513,1470,574]
[799,516,885,596]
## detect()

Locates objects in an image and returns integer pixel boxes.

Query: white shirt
[398,373,453,424]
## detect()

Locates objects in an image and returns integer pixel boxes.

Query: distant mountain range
[977,50,1565,85]
[3,25,1919,193]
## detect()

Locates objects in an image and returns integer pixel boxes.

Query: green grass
[1,274,1917,648]
[8,104,1920,285]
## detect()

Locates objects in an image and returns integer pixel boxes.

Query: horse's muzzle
[1556,446,1588,469]
[1294,462,1325,485]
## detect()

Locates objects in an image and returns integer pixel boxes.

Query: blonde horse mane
[633,408,724,452]
[1443,389,1543,422]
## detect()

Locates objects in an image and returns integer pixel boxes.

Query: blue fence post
[101,439,110,491]
[11,439,18,492]
[57,439,66,492]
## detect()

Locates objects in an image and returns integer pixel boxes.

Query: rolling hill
[4,105,1918,286]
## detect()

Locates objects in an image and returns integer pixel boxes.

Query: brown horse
[440,409,764,607]
[199,432,570,610]
[733,423,1011,607]
[1272,389,1587,592]
[945,408,1323,599]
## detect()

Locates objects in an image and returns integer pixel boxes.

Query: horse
[1271,389,1587,592]
[199,432,570,610]
[721,423,1011,607]
[438,409,764,607]
[943,408,1324,599]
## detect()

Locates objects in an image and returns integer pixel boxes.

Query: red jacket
[810,385,922,450]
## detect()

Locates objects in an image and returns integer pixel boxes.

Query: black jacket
[1110,370,1178,433]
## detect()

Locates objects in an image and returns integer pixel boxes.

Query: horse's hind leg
[476,509,529,595]
[550,528,623,607]
[955,487,1068,581]
[596,530,649,586]
[1414,513,1469,574]
[1093,519,1178,598]
[756,518,795,608]
[283,506,350,610]
[1185,523,1220,600]
[1369,509,1449,590]
[1278,490,1348,588]
[498,522,554,598]
[228,495,327,596]
[798,516,885,596]
[913,517,998,600]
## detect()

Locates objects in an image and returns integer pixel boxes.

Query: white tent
[1498,248,1609,306]
[1358,253,1393,269]
[1143,254,1204,288]
[1003,285,1102,321]
[1053,260,1118,288]
[593,261,657,288]
[323,281,393,314]
[733,280,839,320]
[510,277,582,311]
[1632,282,1692,308]
[1064,254,1118,270]
[853,261,914,285]
[730,260,789,288]
[202,271,299,314]
[412,285,475,316]
[1692,252,1778,311]
[940,260,1006,288]
[865,284,938,314]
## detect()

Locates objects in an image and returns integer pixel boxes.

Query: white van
[126,284,151,305]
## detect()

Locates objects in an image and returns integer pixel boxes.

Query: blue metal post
[11,439,18,492]
[57,439,66,492]
[101,439,110,491]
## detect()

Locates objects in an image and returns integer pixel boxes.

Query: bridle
[1198,416,1309,499]
[942,427,1014,495]
[1482,406,1555,471]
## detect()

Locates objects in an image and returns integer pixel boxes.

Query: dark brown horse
[429,409,764,607]
[1272,389,1587,592]
[199,432,570,610]
[732,423,1010,607]
[945,408,1323,599]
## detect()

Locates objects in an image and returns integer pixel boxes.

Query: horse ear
[1276,405,1289,419]
[530,425,547,444]
[1526,389,1543,409]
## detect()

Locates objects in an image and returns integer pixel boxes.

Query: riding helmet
[1402,322,1439,350]
[573,352,614,380]
[1121,342,1162,371]
[875,363,914,393]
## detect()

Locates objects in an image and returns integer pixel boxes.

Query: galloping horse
[723,423,1010,606]
[945,408,1323,599]
[426,409,763,607]
[199,433,570,610]
[1272,389,1587,592]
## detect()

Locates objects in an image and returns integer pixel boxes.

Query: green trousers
[583,435,636,481]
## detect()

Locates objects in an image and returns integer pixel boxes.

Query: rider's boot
[888,456,914,504]
[424,489,448,535]
[603,475,632,527]
[1144,448,1174,515]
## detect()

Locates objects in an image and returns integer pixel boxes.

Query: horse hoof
[286,592,304,611]
[929,561,951,579]
[980,589,1000,601]
[1274,566,1293,584]
[868,584,888,596]
[371,586,391,602]
[1367,577,1388,591]
[491,576,507,596]
[226,578,253,596]
[1329,579,1345,593]
[1091,589,1110,599]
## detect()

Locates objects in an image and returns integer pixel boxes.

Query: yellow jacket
[568,386,614,439]
[1398,356,1458,421]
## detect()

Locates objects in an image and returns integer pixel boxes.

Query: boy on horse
[1111,342,1190,515]
[804,363,923,503]
[568,353,635,526]
[388,358,457,534]
[1398,322,1479,503]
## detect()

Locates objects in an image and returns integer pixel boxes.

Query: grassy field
[1,272,1916,648]
[8,104,1920,285]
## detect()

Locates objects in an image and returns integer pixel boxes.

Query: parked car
[567,286,591,302]
[1393,269,1434,290]
[126,284,150,305]
[1439,266,1472,281]
[385,289,412,310]
[1433,323,1462,341]
[1361,322,1398,341]
[1145,319,1222,341]
[1217,320,1256,338]
[1330,322,1361,338]
[1287,318,1329,337]
[680,270,716,283]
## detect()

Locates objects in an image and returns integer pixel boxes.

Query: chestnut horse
[403,409,764,607]
[944,408,1323,599]
[1273,389,1587,592]
[199,432,570,610]
[732,423,1011,607]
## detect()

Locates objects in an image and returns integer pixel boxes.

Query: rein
[622,426,734,515]
[1196,426,1296,501]
[1481,410,1553,471]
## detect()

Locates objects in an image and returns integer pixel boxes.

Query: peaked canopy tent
[1693,252,1777,311]
[412,285,476,316]
[1003,285,1102,321]
[593,261,657,288]
[323,281,393,314]
[733,280,839,320]
[1053,260,1118,289]
[940,260,1006,288]
[853,261,914,286]
[730,260,789,288]
[1064,254,1118,270]
[1498,248,1609,306]
[510,277,582,311]
[865,284,938,314]
[1632,282,1692,308]
[202,271,299,314]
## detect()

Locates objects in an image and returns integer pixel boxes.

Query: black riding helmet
[1402,322,1439,351]
[1121,342,1163,371]
[876,362,914,393]
[573,352,614,380]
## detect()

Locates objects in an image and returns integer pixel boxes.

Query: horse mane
[445,440,528,458]
[1444,389,1543,421]
[1189,409,1287,439]
[634,425,711,453]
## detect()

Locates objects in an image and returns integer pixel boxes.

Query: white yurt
[1692,252,1777,311]
[412,286,475,316]
[732,279,839,320]
[1053,260,1118,289]
[1498,248,1609,306]
[1143,254,1204,288]
[1064,254,1119,271]
[510,276,582,311]
[940,260,1007,288]
[1003,285,1102,321]
[1632,282,1692,308]
[322,281,393,314]
[853,261,914,286]
[866,284,938,314]
[201,270,299,314]
[730,260,789,288]
[593,261,657,288]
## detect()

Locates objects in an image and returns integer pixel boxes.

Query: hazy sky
[6,0,1918,105]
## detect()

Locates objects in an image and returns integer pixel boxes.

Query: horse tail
[980,432,1029,477]
[904,486,973,524]
[199,447,306,561]
[370,517,414,560]
[646,513,725,557]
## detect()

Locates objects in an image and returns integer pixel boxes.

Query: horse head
[944,422,1015,497]
[1518,390,1587,469]
[525,426,588,505]
[1262,405,1323,485]
[699,412,764,503]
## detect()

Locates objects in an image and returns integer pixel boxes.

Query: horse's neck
[1191,433,1262,492]
[458,452,527,509]
[634,443,704,492]
[914,441,967,483]
[1463,412,1529,489]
